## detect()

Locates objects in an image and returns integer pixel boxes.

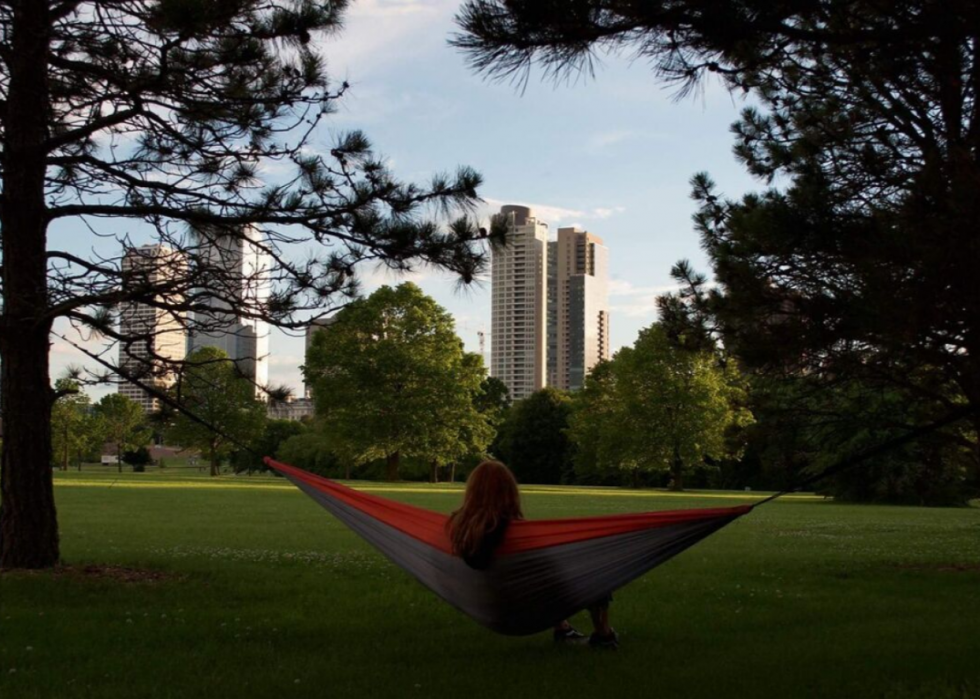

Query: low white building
[267,397,314,422]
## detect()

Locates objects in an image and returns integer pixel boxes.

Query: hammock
[266,457,754,635]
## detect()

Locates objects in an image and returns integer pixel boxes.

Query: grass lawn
[1,467,978,699]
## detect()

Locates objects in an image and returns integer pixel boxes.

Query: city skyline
[117,201,615,409]
[50,0,761,399]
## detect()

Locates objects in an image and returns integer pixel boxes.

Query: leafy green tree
[92,394,150,474]
[449,375,512,483]
[566,362,621,486]
[50,379,97,471]
[494,387,574,485]
[233,419,307,475]
[169,347,266,477]
[745,375,974,505]
[417,352,495,483]
[1,1,501,570]
[305,283,491,481]
[570,325,752,489]
[122,446,153,472]
[276,429,344,479]
[476,376,511,426]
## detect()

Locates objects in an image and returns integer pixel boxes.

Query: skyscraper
[117,244,188,412]
[187,226,270,397]
[549,227,610,391]
[491,205,549,401]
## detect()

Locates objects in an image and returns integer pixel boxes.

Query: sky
[52,0,764,398]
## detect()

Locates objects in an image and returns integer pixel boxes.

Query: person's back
[448,460,522,570]
[447,460,618,648]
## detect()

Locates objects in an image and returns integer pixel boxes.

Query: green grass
[1,469,978,699]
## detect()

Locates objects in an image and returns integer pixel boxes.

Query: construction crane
[458,321,491,366]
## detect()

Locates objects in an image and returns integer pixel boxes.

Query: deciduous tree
[570,325,751,489]
[494,387,574,485]
[50,379,97,471]
[92,393,150,473]
[168,347,266,477]
[305,283,490,480]
[233,418,307,475]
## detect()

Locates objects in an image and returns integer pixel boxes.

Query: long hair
[448,460,523,559]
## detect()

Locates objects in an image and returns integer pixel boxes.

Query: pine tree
[455,0,980,479]
[0,1,499,569]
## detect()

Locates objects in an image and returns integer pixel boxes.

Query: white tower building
[490,205,549,401]
[187,226,270,397]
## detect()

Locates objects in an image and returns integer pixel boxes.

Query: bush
[276,432,343,478]
[122,446,152,471]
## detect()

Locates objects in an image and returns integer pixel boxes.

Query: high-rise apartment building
[117,244,188,412]
[549,227,610,391]
[491,205,549,401]
[546,242,559,387]
[187,226,270,397]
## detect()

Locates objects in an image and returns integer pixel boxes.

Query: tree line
[291,281,975,505]
[52,278,975,506]
[295,282,751,489]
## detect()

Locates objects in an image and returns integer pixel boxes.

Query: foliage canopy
[570,325,752,489]
[168,346,266,476]
[305,283,492,480]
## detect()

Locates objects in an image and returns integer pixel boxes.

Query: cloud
[587,129,636,150]
[326,86,462,127]
[266,353,303,368]
[607,279,683,319]
[355,262,438,289]
[317,0,458,76]
[482,198,625,227]
[584,129,669,154]
[591,206,627,219]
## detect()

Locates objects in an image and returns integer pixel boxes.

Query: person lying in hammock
[446,460,619,649]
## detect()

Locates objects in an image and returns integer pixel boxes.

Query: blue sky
[53,0,763,397]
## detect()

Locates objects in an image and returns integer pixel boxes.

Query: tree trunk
[670,446,684,492]
[61,427,69,471]
[973,414,980,486]
[385,451,400,481]
[344,462,351,480]
[429,460,438,484]
[0,2,57,570]
[449,463,456,483]
[209,447,220,477]
[117,443,123,474]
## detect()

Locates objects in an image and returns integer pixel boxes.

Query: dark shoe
[553,625,587,643]
[589,630,619,650]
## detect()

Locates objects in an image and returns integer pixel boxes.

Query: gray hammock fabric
[267,458,752,636]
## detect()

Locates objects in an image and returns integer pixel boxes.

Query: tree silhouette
[0,1,501,569]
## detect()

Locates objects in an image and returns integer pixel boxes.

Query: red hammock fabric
[267,458,752,554]
[266,458,753,635]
